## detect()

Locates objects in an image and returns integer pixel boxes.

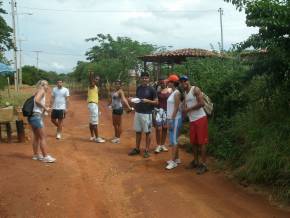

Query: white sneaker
[155,145,162,153]
[56,133,61,139]
[175,158,181,164]
[32,154,43,161]
[161,145,168,152]
[95,137,105,143]
[166,159,181,164]
[42,155,56,163]
[166,160,178,170]
[111,138,120,144]
[90,136,96,141]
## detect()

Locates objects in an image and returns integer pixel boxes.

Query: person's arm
[88,71,95,87]
[119,89,133,110]
[35,89,49,112]
[65,89,70,111]
[50,92,55,109]
[141,88,158,105]
[185,87,204,113]
[171,91,181,119]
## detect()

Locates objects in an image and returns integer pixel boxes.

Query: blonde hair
[36,80,48,89]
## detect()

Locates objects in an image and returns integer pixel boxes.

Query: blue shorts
[168,117,182,146]
[28,114,44,129]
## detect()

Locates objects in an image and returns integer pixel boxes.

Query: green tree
[0,1,13,57]
[74,34,157,83]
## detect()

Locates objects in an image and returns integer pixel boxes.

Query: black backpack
[22,96,35,117]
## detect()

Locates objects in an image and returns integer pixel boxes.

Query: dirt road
[0,93,289,218]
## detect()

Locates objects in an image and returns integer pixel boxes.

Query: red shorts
[190,116,208,145]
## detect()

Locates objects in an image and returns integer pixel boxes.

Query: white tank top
[167,89,181,119]
[185,86,206,122]
[33,95,45,114]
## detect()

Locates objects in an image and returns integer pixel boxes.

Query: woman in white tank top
[28,80,56,163]
[165,74,183,170]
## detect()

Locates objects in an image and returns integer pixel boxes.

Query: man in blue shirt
[129,72,158,158]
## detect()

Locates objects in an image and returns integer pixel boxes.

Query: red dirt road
[0,93,289,218]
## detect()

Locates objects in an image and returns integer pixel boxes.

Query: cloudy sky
[3,0,257,73]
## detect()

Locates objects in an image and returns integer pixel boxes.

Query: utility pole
[18,39,26,87]
[218,8,224,53]
[10,0,18,91]
[33,51,42,71]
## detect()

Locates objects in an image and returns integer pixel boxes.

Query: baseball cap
[179,75,189,81]
[167,74,179,82]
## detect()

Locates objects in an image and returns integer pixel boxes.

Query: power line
[23,50,85,57]
[18,6,217,13]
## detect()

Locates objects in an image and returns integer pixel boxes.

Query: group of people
[27,71,209,174]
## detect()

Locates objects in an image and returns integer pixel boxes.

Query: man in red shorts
[180,75,208,175]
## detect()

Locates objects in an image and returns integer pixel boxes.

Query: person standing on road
[108,79,134,144]
[87,72,105,143]
[165,75,183,170]
[128,72,158,158]
[154,76,172,153]
[50,79,69,140]
[29,80,56,163]
[180,75,208,175]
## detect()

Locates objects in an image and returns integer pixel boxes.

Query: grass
[0,86,31,108]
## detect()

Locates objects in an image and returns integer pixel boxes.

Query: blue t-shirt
[135,85,157,114]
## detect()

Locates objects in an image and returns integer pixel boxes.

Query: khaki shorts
[134,112,152,133]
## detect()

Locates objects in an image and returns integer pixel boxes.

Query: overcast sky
[3,0,257,73]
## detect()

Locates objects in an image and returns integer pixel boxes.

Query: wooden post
[16,120,25,142]
[6,122,12,143]
[7,77,10,97]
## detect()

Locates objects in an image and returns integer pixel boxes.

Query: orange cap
[167,74,179,82]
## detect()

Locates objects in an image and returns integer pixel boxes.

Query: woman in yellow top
[87,72,105,143]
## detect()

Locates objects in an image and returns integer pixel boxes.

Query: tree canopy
[72,34,157,83]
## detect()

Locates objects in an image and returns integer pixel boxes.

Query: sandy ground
[0,92,289,218]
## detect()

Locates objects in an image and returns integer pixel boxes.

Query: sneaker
[166,159,181,164]
[56,133,61,139]
[95,137,105,143]
[196,164,208,175]
[128,148,140,156]
[160,145,168,152]
[89,136,96,141]
[32,154,43,161]
[166,160,178,170]
[175,158,181,164]
[186,160,199,169]
[154,145,162,153]
[42,155,56,163]
[143,151,150,158]
[111,138,120,144]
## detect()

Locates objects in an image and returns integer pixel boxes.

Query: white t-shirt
[52,87,70,110]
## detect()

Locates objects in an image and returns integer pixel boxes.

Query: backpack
[193,86,214,116]
[202,92,214,116]
[22,96,35,117]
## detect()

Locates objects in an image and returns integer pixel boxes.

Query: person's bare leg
[57,119,63,133]
[200,144,207,164]
[115,115,121,138]
[136,132,142,149]
[171,146,176,160]
[89,123,95,137]
[161,127,167,145]
[145,132,151,152]
[193,144,199,164]
[51,118,58,128]
[37,128,48,157]
[155,127,161,145]
[32,128,40,155]
[93,124,99,138]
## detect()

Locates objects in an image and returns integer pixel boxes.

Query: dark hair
[57,79,63,82]
[140,72,149,77]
